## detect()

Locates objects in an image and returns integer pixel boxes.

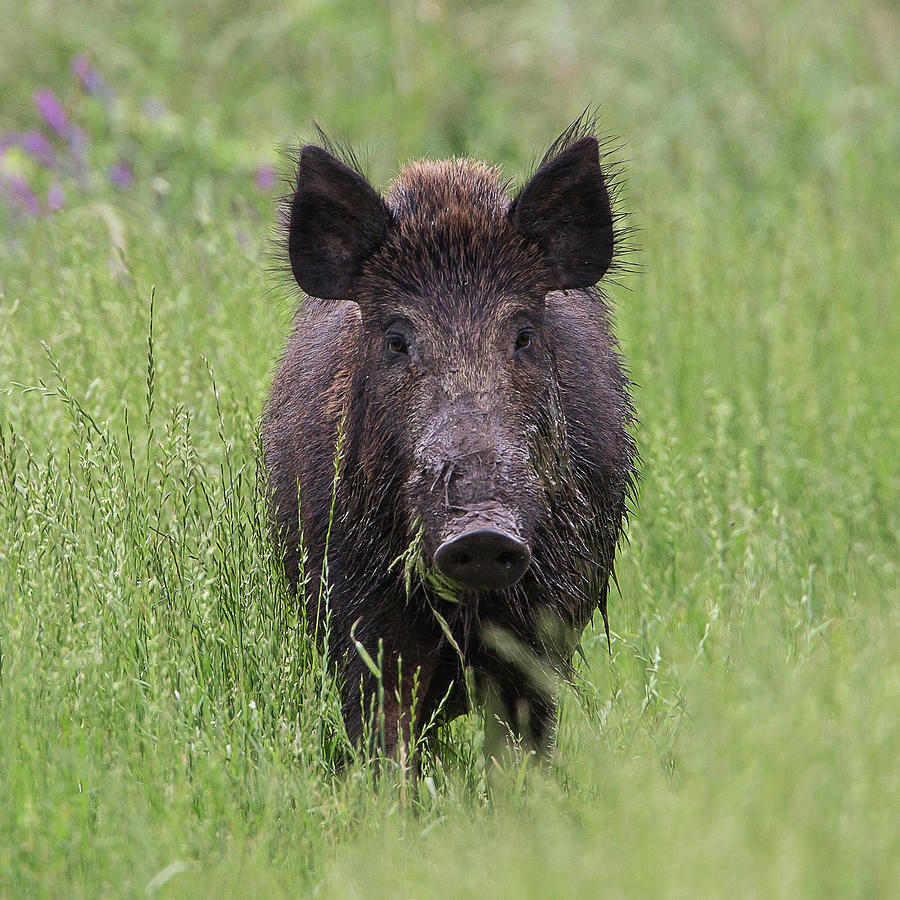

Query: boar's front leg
[481,669,559,761]
[339,639,439,763]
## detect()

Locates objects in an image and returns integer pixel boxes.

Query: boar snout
[434,527,531,591]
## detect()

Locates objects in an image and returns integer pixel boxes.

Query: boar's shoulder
[262,298,360,552]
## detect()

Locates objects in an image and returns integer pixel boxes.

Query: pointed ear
[288,146,389,299]
[509,136,614,289]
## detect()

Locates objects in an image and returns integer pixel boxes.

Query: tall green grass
[2,0,898,896]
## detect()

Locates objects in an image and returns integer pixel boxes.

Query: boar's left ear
[288,145,389,300]
[509,136,614,289]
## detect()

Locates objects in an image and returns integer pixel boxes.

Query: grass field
[1,0,898,896]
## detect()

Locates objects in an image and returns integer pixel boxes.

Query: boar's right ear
[288,146,389,300]
[509,136,614,289]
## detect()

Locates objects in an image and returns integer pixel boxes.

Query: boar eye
[515,329,533,352]
[387,333,408,355]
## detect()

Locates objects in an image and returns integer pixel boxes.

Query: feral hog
[262,121,637,759]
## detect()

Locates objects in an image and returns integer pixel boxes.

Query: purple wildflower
[108,160,134,189]
[71,54,108,96]
[254,164,278,192]
[1,173,41,215]
[47,180,65,211]
[33,88,70,138]
[18,130,56,168]
[68,124,89,156]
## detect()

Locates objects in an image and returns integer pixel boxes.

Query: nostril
[497,551,517,570]
[454,551,471,566]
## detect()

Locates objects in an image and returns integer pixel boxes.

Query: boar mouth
[433,526,531,592]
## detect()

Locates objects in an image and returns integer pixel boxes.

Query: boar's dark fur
[263,118,638,759]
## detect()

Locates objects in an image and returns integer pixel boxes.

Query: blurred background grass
[1,0,898,896]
